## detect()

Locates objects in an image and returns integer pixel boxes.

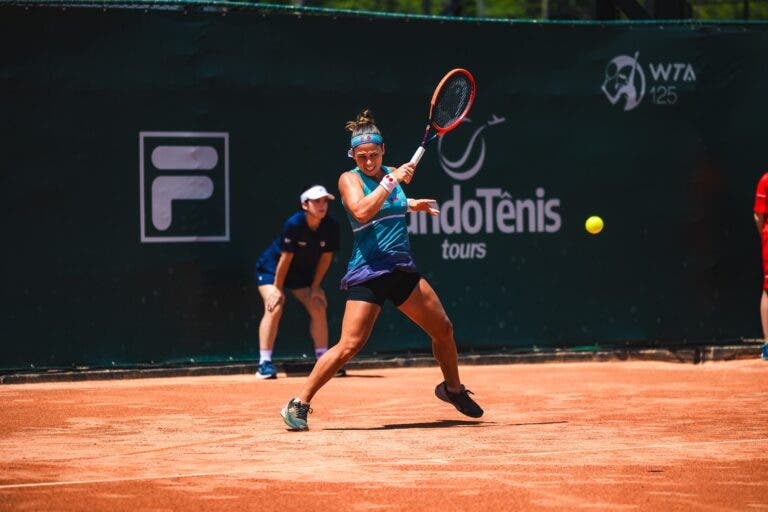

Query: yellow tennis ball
[585,215,604,235]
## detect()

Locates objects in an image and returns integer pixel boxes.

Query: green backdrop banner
[1,4,765,369]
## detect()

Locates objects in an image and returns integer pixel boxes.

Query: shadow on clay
[324,420,487,430]
[323,420,568,431]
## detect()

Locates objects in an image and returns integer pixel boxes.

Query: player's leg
[761,290,768,342]
[761,291,768,361]
[396,275,483,418]
[257,283,284,379]
[761,233,768,346]
[299,300,379,402]
[396,276,459,388]
[258,284,285,348]
[281,300,380,430]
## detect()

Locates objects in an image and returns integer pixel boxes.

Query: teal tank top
[340,166,417,289]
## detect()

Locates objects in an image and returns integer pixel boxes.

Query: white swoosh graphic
[438,121,487,181]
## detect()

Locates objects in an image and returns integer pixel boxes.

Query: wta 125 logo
[602,51,697,111]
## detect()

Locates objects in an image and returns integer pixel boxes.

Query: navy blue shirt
[256,211,340,289]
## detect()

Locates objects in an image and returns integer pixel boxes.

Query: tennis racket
[410,68,476,166]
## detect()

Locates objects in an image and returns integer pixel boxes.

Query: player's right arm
[755,213,765,235]
[338,171,389,224]
[339,166,413,224]
[266,251,293,312]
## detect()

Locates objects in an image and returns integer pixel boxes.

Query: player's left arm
[407,198,440,216]
[755,212,765,235]
[309,220,339,306]
[311,253,333,288]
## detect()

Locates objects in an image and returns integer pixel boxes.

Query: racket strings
[432,74,472,129]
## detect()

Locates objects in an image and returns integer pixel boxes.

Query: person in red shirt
[753,173,768,351]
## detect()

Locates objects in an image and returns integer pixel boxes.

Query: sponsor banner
[0,5,764,368]
[408,115,562,262]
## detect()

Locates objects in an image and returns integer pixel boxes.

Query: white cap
[300,185,335,203]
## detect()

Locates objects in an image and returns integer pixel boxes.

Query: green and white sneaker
[280,398,312,431]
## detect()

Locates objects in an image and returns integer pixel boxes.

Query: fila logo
[139,132,229,243]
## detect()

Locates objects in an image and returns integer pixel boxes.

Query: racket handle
[410,146,426,166]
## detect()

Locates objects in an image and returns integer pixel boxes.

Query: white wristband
[379,174,397,193]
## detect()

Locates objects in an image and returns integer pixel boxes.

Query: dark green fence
[1,2,765,370]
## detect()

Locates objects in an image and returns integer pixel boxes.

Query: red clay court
[1,360,767,511]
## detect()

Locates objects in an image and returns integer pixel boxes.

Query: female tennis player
[254,184,342,379]
[281,109,483,429]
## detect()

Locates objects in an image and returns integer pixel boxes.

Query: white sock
[259,350,272,364]
[315,347,327,359]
